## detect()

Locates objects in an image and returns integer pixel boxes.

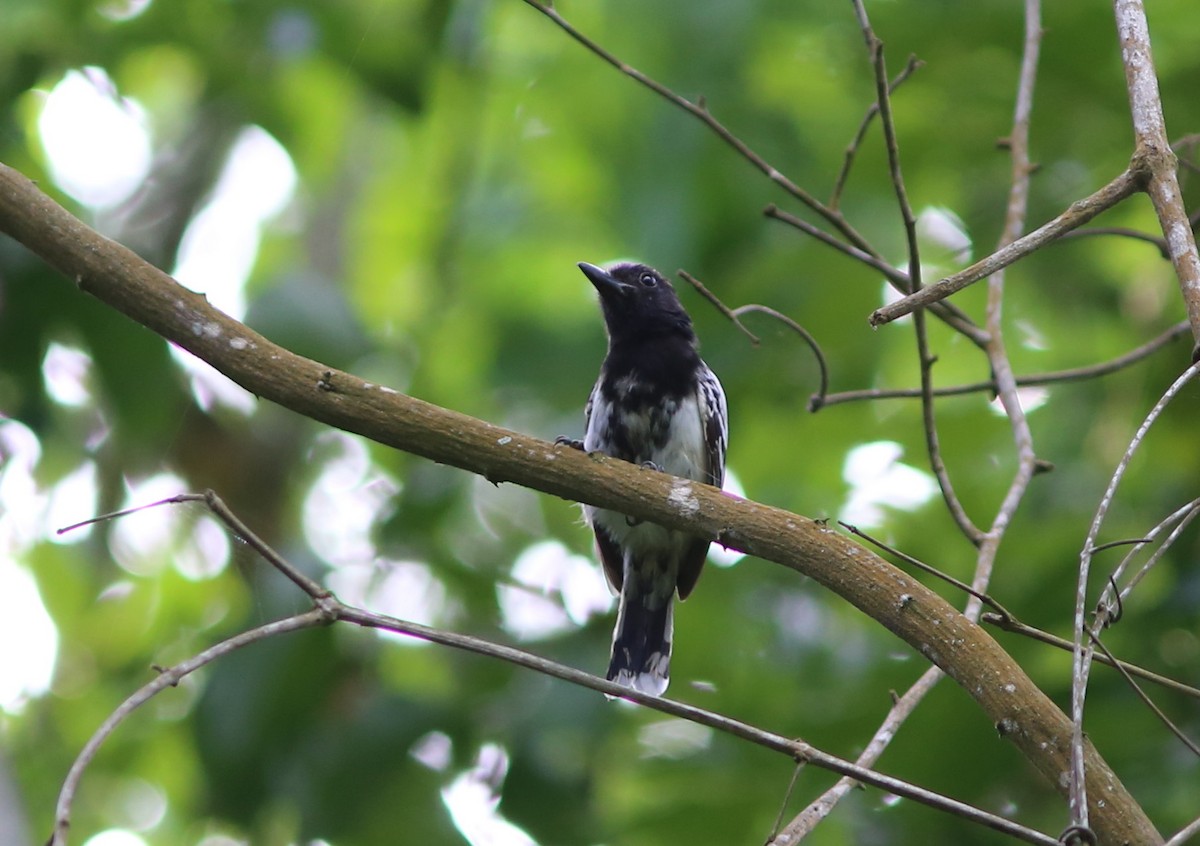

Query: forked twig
[831,53,924,210]
[869,169,1141,327]
[1070,360,1200,825]
[1094,498,1200,624]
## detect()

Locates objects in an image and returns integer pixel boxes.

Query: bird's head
[578,261,694,343]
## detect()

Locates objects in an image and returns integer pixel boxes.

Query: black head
[578,261,694,344]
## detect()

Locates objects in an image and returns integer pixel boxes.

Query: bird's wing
[699,363,728,489]
[677,364,728,600]
[583,376,625,590]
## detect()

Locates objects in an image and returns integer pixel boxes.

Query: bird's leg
[555,436,585,450]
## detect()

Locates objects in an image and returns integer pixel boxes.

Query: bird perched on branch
[560,260,728,696]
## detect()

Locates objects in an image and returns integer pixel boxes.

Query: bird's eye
[638,272,657,287]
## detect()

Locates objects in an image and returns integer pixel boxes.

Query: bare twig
[56,492,209,534]
[772,665,944,844]
[728,304,830,408]
[1058,226,1168,258]
[348,612,1059,846]
[869,169,1141,327]
[1095,498,1200,628]
[768,762,808,843]
[981,612,1200,701]
[50,609,332,846]
[851,2,919,286]
[914,312,983,542]
[819,320,1189,407]
[840,523,1014,622]
[830,54,924,210]
[1087,630,1200,757]
[675,276,831,407]
[968,0,1043,622]
[764,203,909,289]
[851,0,983,545]
[677,269,760,345]
[1070,360,1200,827]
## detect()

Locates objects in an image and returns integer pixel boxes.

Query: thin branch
[50,609,332,846]
[981,612,1200,701]
[728,304,830,408]
[1087,630,1200,757]
[819,320,1189,407]
[913,309,983,543]
[869,169,1141,327]
[673,277,832,406]
[772,666,944,843]
[1165,813,1200,846]
[1070,359,1200,827]
[1058,226,1168,258]
[851,0,982,545]
[840,523,1014,622]
[1095,498,1200,627]
[853,3,921,289]
[57,493,208,534]
[830,53,924,210]
[768,763,808,843]
[968,0,1043,623]
[764,203,908,289]
[345,602,1061,844]
[677,269,760,345]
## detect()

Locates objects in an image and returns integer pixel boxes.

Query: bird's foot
[640,460,663,472]
[555,436,585,451]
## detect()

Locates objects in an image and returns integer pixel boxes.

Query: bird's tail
[608,575,674,696]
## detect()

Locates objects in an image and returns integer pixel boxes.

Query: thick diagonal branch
[0,162,1159,845]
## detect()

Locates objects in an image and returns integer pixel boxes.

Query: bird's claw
[555,436,585,451]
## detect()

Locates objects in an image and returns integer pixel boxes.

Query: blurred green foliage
[3,0,1200,844]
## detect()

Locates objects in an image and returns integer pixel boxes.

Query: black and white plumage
[568,260,728,696]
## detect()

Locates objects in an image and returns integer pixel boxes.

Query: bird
[560,260,728,696]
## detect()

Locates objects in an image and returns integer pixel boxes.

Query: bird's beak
[578,262,630,296]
